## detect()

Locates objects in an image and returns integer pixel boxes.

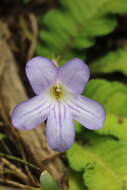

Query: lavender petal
[68,95,106,130]
[26,56,58,95]
[46,103,75,152]
[58,58,90,94]
[11,93,51,130]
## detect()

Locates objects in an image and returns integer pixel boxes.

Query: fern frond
[67,79,127,189]
[67,137,127,190]
[84,79,127,141]
[37,0,127,60]
[90,48,127,75]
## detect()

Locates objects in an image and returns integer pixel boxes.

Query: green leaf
[67,136,127,190]
[37,0,127,59]
[69,171,86,190]
[74,120,83,133]
[90,49,127,75]
[40,171,59,190]
[84,79,127,141]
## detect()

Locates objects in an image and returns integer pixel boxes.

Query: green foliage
[84,79,127,116]
[69,171,85,190]
[74,120,83,133]
[67,79,127,189]
[37,0,127,60]
[67,135,127,190]
[90,49,127,75]
[84,79,127,141]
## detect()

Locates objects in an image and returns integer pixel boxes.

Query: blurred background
[0,0,127,189]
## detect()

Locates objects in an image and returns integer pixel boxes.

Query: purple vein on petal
[65,97,96,119]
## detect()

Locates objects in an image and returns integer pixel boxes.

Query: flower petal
[11,93,52,130]
[58,58,90,94]
[26,56,58,95]
[46,103,75,152]
[68,95,106,130]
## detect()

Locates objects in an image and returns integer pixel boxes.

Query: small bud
[40,171,59,190]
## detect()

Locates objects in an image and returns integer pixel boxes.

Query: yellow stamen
[50,83,64,100]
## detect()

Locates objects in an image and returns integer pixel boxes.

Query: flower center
[50,82,64,100]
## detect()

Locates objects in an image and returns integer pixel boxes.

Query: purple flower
[11,57,106,152]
